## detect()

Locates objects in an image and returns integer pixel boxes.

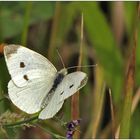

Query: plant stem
[119,3,139,138]
[2,115,38,128]
[48,2,61,60]
[21,2,32,46]
[71,13,84,139]
[119,27,136,139]
[109,89,115,138]
[91,66,105,138]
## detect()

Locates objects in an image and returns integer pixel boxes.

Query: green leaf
[56,2,79,46]
[78,2,123,103]
[124,2,137,36]
[131,105,140,138]
[30,2,55,24]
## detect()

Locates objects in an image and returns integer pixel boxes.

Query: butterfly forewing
[5,45,57,114]
[4,45,57,87]
[56,71,88,103]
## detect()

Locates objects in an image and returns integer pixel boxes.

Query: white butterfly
[4,44,88,119]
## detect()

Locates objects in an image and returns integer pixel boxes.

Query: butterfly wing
[4,45,57,87]
[56,71,88,103]
[8,75,55,114]
[39,71,87,119]
[39,99,64,119]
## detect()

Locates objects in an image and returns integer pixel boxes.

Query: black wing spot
[60,91,64,95]
[23,75,29,81]
[69,84,74,89]
[20,62,25,68]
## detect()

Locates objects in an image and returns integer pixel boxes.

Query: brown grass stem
[21,2,32,46]
[109,88,115,138]
[91,66,105,138]
[119,3,139,138]
[71,13,84,139]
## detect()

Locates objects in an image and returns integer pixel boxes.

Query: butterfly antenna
[56,49,66,69]
[67,64,97,70]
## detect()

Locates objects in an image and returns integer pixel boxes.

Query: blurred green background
[0,1,140,139]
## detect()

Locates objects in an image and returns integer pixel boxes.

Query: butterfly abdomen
[41,72,65,108]
[51,73,64,91]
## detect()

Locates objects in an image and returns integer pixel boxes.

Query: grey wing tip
[4,44,21,59]
[79,73,88,89]
[82,74,88,86]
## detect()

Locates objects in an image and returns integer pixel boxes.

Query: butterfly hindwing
[4,45,57,87]
[39,99,64,119]
[8,75,55,114]
[38,71,87,119]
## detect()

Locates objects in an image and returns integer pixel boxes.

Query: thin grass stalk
[84,66,105,138]
[109,89,115,138]
[2,115,38,128]
[119,26,136,139]
[71,13,84,139]
[111,2,124,47]
[115,88,140,138]
[119,4,139,138]
[131,88,140,113]
[48,2,61,60]
[2,115,65,137]
[91,66,105,138]
[21,2,32,46]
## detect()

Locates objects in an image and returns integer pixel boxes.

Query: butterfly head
[58,68,68,76]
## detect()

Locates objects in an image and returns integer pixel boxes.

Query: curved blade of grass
[91,66,105,138]
[119,3,139,138]
[78,2,123,104]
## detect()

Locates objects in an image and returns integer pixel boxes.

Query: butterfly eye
[20,62,25,68]
[69,84,74,89]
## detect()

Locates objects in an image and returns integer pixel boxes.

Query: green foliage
[80,2,123,103]
[0,2,55,40]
